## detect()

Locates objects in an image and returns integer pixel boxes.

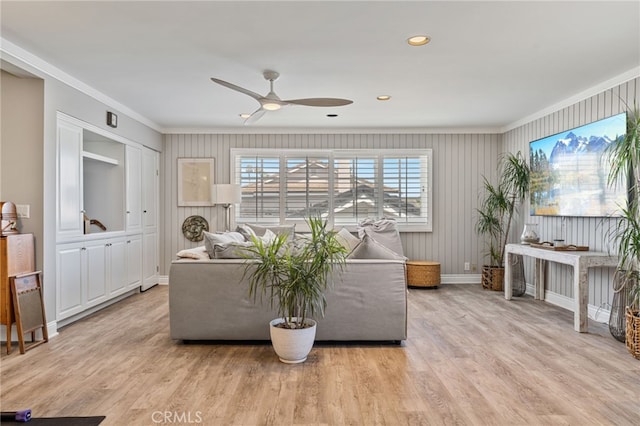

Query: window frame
[231,148,433,232]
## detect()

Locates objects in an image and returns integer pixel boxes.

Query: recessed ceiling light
[407,35,430,46]
[377,95,391,101]
[327,114,338,117]
[239,113,251,119]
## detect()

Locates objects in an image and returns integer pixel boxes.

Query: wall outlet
[464,262,470,271]
[16,204,30,219]
[471,263,477,272]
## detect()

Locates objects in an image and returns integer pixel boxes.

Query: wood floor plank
[2,284,639,425]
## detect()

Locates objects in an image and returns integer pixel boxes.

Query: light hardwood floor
[1,284,639,425]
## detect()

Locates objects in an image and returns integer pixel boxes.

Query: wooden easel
[10,271,48,354]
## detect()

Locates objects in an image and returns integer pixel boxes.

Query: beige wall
[0,70,44,270]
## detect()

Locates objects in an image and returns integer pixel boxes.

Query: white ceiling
[1,1,639,132]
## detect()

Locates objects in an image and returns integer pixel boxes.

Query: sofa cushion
[176,246,210,260]
[347,234,406,260]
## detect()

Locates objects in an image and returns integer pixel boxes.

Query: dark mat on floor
[1,416,105,426]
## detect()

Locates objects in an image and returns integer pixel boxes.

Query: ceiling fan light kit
[211,70,352,124]
[262,102,281,111]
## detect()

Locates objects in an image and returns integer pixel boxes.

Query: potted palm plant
[475,151,530,291]
[241,216,347,363]
[606,105,640,359]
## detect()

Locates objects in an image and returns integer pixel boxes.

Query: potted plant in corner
[475,151,530,291]
[241,216,347,363]
[606,104,640,359]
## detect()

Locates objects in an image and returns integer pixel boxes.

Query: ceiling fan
[210,70,353,124]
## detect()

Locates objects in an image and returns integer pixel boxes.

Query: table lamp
[212,184,242,231]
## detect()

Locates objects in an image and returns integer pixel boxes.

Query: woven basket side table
[406,261,440,288]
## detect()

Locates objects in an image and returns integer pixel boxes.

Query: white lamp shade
[212,184,242,205]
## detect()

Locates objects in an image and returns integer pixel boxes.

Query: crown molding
[162,126,502,135]
[502,66,640,133]
[0,37,163,133]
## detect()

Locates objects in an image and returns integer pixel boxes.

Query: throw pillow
[347,234,406,260]
[243,223,296,241]
[335,227,361,253]
[213,241,255,259]
[236,224,257,241]
[357,218,404,256]
[203,231,246,258]
[176,246,210,260]
[261,228,277,245]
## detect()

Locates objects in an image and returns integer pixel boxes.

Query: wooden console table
[504,243,617,333]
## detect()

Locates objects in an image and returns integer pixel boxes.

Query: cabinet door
[56,244,84,319]
[142,147,158,231]
[57,120,83,237]
[126,235,142,290]
[108,238,127,296]
[142,232,158,290]
[125,145,142,232]
[84,242,107,307]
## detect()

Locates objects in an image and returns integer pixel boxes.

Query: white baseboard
[441,274,481,284]
[1,320,58,345]
[159,275,169,285]
[525,283,610,324]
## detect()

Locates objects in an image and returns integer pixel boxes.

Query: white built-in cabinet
[125,145,142,232]
[55,113,159,323]
[56,120,83,237]
[142,147,159,290]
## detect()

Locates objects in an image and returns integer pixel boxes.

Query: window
[231,149,432,231]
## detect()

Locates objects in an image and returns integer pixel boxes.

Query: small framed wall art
[177,158,215,206]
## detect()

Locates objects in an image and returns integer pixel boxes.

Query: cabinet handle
[143,210,147,213]
[126,211,130,214]
[127,240,131,243]
[81,247,87,251]
[81,209,86,214]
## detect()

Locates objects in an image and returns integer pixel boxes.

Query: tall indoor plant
[606,105,640,358]
[242,216,347,363]
[475,151,530,290]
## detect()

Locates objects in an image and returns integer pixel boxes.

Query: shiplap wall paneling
[502,77,639,309]
[161,133,501,276]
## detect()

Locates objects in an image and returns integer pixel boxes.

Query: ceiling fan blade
[243,108,266,125]
[210,77,263,101]
[283,98,353,107]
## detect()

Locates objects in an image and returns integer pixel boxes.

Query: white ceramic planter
[269,318,317,364]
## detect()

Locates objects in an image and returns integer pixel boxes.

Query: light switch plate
[16,204,30,218]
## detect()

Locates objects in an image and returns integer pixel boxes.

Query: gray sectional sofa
[169,258,407,342]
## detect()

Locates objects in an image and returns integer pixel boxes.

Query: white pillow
[335,228,361,253]
[260,228,277,245]
[176,246,210,260]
